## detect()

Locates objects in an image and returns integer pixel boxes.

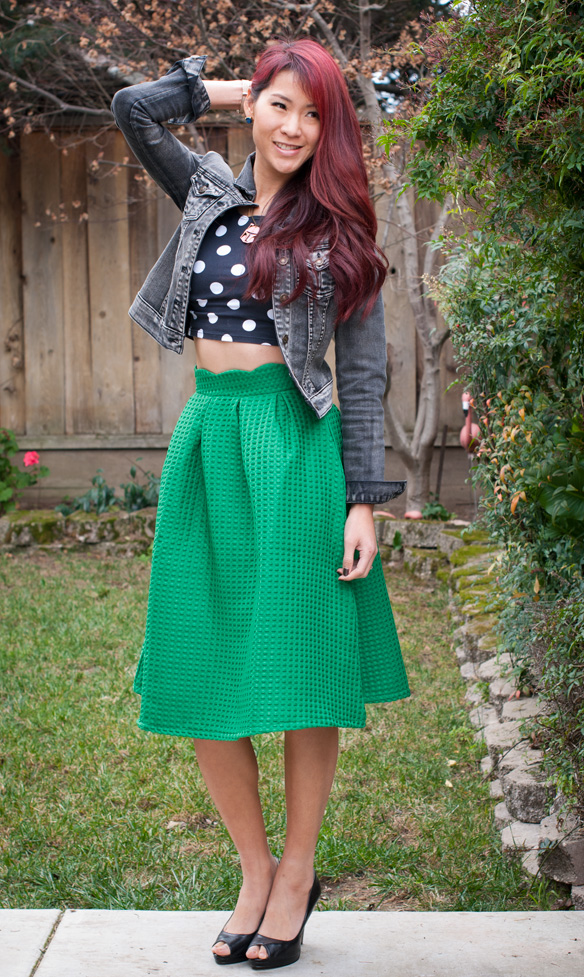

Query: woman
[112,37,410,970]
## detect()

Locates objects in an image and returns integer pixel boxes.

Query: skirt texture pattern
[134,362,410,739]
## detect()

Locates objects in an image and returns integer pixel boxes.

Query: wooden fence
[0,123,466,504]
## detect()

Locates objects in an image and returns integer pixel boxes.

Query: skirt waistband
[194,361,297,397]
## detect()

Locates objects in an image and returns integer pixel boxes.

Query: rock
[477,657,506,682]
[460,661,479,682]
[497,745,545,778]
[483,720,525,765]
[489,677,518,712]
[501,765,555,823]
[501,697,543,721]
[501,820,542,852]
[455,646,468,665]
[403,546,450,579]
[538,814,584,885]
[494,801,513,830]
[522,851,541,877]
[490,779,504,800]
[454,617,499,662]
[480,755,493,776]
[572,885,584,910]
[465,683,484,705]
[469,704,499,729]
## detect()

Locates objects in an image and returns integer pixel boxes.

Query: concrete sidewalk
[1,909,583,977]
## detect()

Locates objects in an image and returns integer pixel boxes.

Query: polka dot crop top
[185,210,278,346]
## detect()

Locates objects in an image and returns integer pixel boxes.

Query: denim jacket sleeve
[334,291,407,505]
[110,55,211,211]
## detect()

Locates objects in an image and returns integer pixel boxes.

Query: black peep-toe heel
[213,914,265,966]
[249,873,321,971]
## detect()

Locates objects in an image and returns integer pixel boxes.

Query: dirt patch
[320,874,415,911]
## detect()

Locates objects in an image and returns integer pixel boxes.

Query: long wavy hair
[244,38,387,324]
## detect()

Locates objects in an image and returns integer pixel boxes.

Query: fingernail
[343,568,349,576]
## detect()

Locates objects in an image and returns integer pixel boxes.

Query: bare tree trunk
[288,0,453,511]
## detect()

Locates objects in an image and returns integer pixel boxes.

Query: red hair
[244,38,387,324]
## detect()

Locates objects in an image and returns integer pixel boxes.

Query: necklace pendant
[240,223,260,244]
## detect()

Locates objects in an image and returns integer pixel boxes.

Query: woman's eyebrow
[270,92,317,108]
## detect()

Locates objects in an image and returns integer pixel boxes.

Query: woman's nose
[280,114,302,136]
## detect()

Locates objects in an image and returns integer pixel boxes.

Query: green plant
[55,462,160,517]
[392,530,403,551]
[0,429,49,514]
[120,464,161,512]
[377,0,584,814]
[55,469,118,516]
[421,495,453,521]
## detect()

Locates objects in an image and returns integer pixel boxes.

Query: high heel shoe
[248,872,321,971]
[212,914,265,966]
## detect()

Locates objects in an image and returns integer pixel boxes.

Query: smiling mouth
[274,141,302,151]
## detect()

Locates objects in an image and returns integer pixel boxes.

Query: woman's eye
[272,101,287,110]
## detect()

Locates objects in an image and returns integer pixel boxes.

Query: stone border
[0,507,157,556]
[373,515,584,910]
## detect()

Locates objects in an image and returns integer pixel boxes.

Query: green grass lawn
[0,551,566,911]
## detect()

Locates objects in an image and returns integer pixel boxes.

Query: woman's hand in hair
[336,504,378,581]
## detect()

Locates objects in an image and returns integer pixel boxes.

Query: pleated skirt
[133,361,410,739]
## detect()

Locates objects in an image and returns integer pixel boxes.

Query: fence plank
[61,140,94,434]
[156,193,196,433]
[86,131,135,433]
[128,167,162,433]
[21,132,65,436]
[0,148,25,433]
[227,126,254,177]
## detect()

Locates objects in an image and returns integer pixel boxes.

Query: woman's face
[245,69,321,184]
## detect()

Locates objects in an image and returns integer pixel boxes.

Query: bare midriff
[193,205,286,374]
[193,336,286,373]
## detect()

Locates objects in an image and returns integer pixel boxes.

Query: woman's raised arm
[111,54,250,211]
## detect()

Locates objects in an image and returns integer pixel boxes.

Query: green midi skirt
[134,361,410,739]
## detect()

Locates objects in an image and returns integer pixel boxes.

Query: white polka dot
[261,342,272,346]
[267,309,274,319]
[251,292,260,300]
[196,328,204,338]
[215,224,227,236]
[242,319,256,331]
[227,299,240,310]
[231,263,246,276]
[197,298,207,307]
[221,334,233,342]
[207,313,218,323]
[217,245,231,256]
[194,260,205,273]
[210,282,223,294]
[238,215,249,226]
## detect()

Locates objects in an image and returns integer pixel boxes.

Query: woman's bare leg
[247,726,339,960]
[193,737,278,958]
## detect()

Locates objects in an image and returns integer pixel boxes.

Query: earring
[245,117,253,124]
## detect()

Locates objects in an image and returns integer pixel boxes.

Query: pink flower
[23,451,40,467]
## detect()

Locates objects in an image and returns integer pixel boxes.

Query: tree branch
[0,68,112,119]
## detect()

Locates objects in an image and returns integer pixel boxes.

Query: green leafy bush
[56,463,160,517]
[378,0,584,812]
[0,429,49,514]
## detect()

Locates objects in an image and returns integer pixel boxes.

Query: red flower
[23,451,40,467]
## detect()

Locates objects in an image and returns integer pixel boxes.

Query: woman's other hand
[336,503,378,581]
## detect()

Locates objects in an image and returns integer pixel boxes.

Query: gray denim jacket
[111,55,406,505]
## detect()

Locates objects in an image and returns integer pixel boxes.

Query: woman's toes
[213,942,230,956]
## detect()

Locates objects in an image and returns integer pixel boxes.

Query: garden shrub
[0,429,49,514]
[56,464,160,516]
[379,0,584,812]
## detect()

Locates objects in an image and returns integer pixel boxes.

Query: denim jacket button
[315,258,323,267]
[282,334,289,345]
[278,256,287,265]
[280,293,289,302]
